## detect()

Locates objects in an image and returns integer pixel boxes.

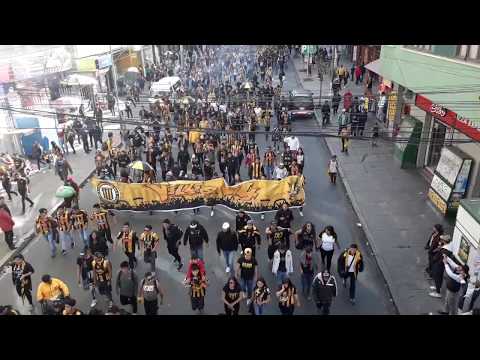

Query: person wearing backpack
[337,244,364,304]
[138,272,164,315]
[162,219,183,271]
[115,261,139,315]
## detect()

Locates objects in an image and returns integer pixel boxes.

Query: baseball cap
[222,222,230,230]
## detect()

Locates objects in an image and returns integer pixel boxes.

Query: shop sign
[387,91,397,123]
[428,188,447,214]
[435,147,463,186]
[97,55,112,69]
[458,236,470,264]
[415,94,480,141]
[453,159,472,195]
[431,174,453,201]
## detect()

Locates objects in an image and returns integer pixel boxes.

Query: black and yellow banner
[91,176,305,213]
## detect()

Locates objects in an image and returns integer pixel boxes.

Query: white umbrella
[127,67,140,73]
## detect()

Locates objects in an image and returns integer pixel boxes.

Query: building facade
[370,45,480,211]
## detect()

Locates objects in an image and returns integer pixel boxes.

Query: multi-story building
[368,45,480,210]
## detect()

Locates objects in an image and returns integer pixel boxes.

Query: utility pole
[318,72,323,106]
[152,45,157,66]
[109,45,122,125]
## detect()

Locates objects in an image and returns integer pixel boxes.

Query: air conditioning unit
[404,89,414,101]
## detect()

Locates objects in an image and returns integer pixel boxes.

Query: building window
[456,45,480,61]
[468,45,479,59]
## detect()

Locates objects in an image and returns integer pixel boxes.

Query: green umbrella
[55,185,76,199]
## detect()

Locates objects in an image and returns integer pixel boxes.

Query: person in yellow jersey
[91,203,114,245]
[37,274,70,315]
[116,222,139,269]
[91,252,113,308]
[71,206,89,249]
[35,208,56,258]
[140,225,160,273]
[56,207,74,255]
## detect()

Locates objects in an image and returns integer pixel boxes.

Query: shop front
[451,199,480,281]
[414,94,480,200]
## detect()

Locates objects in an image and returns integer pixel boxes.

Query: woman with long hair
[222,276,244,315]
[318,225,340,272]
[276,277,300,315]
[251,277,271,315]
[295,222,316,251]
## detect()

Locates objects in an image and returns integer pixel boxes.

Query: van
[149,76,182,100]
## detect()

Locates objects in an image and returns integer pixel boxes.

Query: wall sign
[458,236,470,264]
[431,174,453,201]
[428,188,447,214]
[416,94,480,141]
[435,147,463,186]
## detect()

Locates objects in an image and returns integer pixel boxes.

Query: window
[456,45,480,61]
[468,45,479,59]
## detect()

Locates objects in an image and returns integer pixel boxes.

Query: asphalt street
[0,48,396,315]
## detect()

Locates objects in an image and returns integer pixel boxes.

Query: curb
[312,109,400,314]
[0,168,96,271]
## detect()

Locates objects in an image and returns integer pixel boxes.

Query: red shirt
[0,209,14,232]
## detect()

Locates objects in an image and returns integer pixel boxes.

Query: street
[0,47,396,315]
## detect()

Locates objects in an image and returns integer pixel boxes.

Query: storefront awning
[365,59,384,77]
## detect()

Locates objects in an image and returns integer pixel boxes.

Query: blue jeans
[59,231,74,251]
[240,278,254,298]
[190,246,204,261]
[301,273,314,296]
[254,303,265,315]
[42,232,56,256]
[223,250,235,271]
[264,165,274,180]
[276,271,288,286]
[76,228,89,248]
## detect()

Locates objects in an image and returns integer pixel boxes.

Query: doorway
[426,120,447,170]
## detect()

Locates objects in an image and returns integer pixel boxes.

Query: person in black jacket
[337,244,364,304]
[312,270,337,315]
[88,230,109,257]
[1,174,18,201]
[225,152,237,185]
[162,219,183,270]
[14,174,34,215]
[428,235,458,298]
[216,222,238,274]
[236,210,251,233]
[183,220,209,261]
[177,146,190,174]
[275,203,294,229]
[321,101,331,126]
[11,254,34,309]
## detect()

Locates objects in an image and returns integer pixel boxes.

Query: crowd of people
[0,45,373,316]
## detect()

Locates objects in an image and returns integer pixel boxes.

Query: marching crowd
[0,45,368,316]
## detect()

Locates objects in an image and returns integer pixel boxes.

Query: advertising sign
[458,236,471,264]
[97,54,113,69]
[431,174,453,201]
[453,159,472,194]
[387,91,397,123]
[428,188,447,214]
[435,147,463,186]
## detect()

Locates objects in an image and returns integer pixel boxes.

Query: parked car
[281,89,315,119]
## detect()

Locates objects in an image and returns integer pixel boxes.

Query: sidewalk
[292,55,452,315]
[0,122,122,268]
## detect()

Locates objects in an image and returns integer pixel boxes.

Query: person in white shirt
[338,244,364,304]
[284,135,300,153]
[328,155,338,184]
[318,226,340,272]
[273,163,288,180]
[438,255,468,315]
[272,245,293,286]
